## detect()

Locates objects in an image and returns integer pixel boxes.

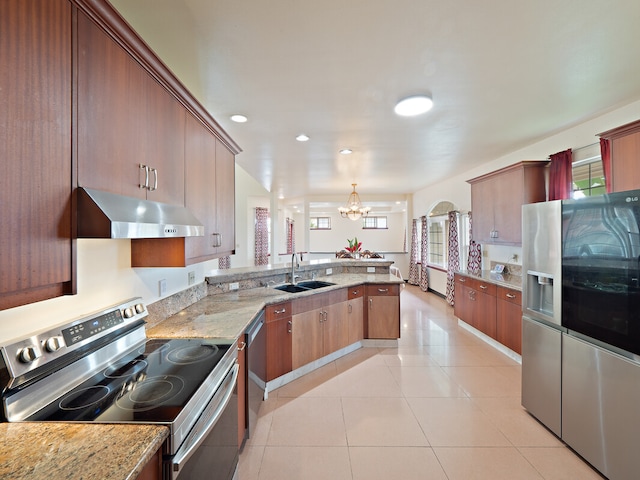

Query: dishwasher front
[245,310,266,440]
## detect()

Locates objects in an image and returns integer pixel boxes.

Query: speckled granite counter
[0,423,168,480]
[456,270,522,291]
[146,273,403,340]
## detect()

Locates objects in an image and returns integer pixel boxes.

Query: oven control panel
[0,298,147,380]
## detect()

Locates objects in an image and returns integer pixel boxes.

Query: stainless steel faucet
[291,252,300,284]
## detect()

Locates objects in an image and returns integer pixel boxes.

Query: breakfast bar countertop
[146,273,403,340]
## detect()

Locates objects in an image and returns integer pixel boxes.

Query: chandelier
[338,184,371,221]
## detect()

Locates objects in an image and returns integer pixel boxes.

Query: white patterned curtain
[218,256,230,269]
[286,218,295,254]
[467,211,481,274]
[445,211,460,305]
[254,207,269,266]
[408,219,419,285]
[419,215,429,292]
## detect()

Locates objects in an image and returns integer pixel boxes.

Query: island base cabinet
[265,302,292,382]
[366,284,400,339]
[496,286,522,354]
[347,286,365,344]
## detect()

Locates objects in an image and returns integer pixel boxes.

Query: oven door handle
[170,362,239,479]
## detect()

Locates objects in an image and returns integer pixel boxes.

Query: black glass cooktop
[26,338,231,423]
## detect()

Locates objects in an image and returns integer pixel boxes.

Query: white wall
[412,99,640,295]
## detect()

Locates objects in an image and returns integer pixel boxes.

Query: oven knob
[135,303,145,314]
[18,346,41,363]
[123,307,134,318]
[43,336,64,353]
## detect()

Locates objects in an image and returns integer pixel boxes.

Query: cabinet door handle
[139,164,149,189]
[319,311,324,323]
[352,290,359,295]
[149,167,158,191]
[479,285,488,290]
[459,278,466,283]
[274,308,286,314]
[237,341,247,351]
[212,233,222,248]
[506,293,516,299]
[348,304,352,314]
[287,320,292,333]
[377,288,389,293]
[369,298,373,308]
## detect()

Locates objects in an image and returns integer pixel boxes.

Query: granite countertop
[147,273,403,339]
[456,270,522,291]
[0,423,168,480]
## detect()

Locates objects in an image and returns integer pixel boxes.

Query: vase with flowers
[346,237,362,258]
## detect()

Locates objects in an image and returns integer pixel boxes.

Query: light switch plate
[229,282,239,290]
[326,268,333,275]
[367,267,375,273]
[158,279,167,296]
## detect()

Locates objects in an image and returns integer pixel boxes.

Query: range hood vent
[77,187,204,239]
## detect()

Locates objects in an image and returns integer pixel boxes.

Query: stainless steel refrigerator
[521,200,563,437]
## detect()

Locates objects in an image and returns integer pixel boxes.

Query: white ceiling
[111,0,640,206]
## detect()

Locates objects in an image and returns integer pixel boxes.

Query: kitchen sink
[273,280,336,293]
[297,280,336,289]
[273,284,310,293]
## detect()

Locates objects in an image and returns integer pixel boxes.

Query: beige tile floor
[238,285,605,480]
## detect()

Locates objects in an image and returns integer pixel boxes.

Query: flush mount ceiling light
[394,94,433,116]
[296,134,310,142]
[339,148,353,155]
[338,183,371,221]
[230,114,248,123]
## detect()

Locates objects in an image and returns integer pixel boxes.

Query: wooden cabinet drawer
[476,281,496,296]
[348,285,364,299]
[497,286,521,305]
[265,301,292,322]
[365,284,399,297]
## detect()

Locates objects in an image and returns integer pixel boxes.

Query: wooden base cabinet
[366,284,400,339]
[265,302,292,382]
[455,274,522,352]
[496,286,522,354]
[291,289,348,370]
[347,286,365,344]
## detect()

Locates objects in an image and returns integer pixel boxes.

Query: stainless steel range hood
[77,187,204,239]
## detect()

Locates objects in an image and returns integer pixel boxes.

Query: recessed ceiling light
[394,94,433,116]
[230,114,248,123]
[339,148,353,155]
[296,134,310,142]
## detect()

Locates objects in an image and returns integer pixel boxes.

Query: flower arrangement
[345,237,362,253]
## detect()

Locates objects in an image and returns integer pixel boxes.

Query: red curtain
[548,148,573,200]
[600,138,612,193]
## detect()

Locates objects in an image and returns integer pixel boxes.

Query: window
[362,216,387,229]
[428,217,446,266]
[310,217,331,230]
[572,156,605,198]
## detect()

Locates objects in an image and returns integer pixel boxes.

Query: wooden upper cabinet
[468,161,548,245]
[76,10,185,205]
[599,119,640,193]
[215,140,236,257]
[0,0,76,310]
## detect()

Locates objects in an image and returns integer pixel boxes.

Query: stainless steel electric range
[0,298,239,480]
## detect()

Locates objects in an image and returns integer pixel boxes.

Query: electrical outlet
[229,282,239,290]
[188,271,195,285]
[159,279,167,296]
[326,268,333,275]
[367,267,375,273]
[511,254,519,263]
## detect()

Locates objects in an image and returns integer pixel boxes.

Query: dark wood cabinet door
[266,317,293,381]
[185,112,217,262]
[215,140,236,256]
[0,0,75,310]
[77,11,184,204]
[496,287,522,354]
